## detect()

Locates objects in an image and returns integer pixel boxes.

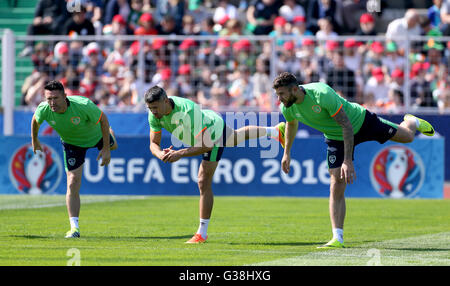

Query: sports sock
[196,218,209,239]
[413,118,420,129]
[265,127,279,138]
[332,228,344,243]
[69,217,79,229]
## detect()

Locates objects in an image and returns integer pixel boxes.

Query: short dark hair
[44,80,65,94]
[272,72,299,89]
[144,86,167,103]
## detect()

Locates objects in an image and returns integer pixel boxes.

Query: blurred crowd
[19,0,450,113]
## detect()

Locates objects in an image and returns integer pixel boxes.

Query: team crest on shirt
[329,155,336,164]
[312,105,322,113]
[71,116,81,125]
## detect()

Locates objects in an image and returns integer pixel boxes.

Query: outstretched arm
[281,120,298,174]
[97,112,112,166]
[332,108,355,184]
[31,115,43,154]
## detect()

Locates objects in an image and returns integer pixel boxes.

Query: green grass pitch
[0,195,449,266]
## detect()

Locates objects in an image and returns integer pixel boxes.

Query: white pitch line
[0,195,147,210]
[250,232,450,266]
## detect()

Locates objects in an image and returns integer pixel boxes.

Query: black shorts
[201,124,234,162]
[62,133,116,171]
[325,110,398,169]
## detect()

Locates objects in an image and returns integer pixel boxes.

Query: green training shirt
[280,82,366,141]
[148,96,225,146]
[34,96,103,147]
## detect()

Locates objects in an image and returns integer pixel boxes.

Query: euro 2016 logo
[369,146,425,198]
[9,144,63,195]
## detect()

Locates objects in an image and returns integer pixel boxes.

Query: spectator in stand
[211,38,233,68]
[198,17,216,35]
[228,65,255,107]
[101,63,122,103]
[306,0,343,34]
[317,40,338,80]
[197,67,215,108]
[279,0,305,22]
[79,42,105,77]
[20,0,69,57]
[438,0,450,35]
[384,88,404,114]
[85,0,104,35]
[410,62,435,107]
[356,13,377,36]
[175,64,197,100]
[187,0,212,25]
[364,66,390,105]
[386,9,421,55]
[361,41,384,79]
[156,15,182,35]
[213,0,238,24]
[22,71,49,106]
[291,16,313,39]
[104,40,128,71]
[219,18,245,36]
[62,4,96,36]
[50,42,71,80]
[104,0,131,25]
[210,65,231,109]
[155,0,186,32]
[341,0,369,34]
[30,42,52,73]
[315,17,338,43]
[382,41,405,75]
[232,39,256,72]
[136,13,158,35]
[61,67,81,96]
[389,68,405,91]
[182,14,199,35]
[361,92,378,112]
[128,0,144,31]
[342,38,362,74]
[79,66,98,101]
[251,56,273,110]
[276,41,301,75]
[269,16,291,47]
[436,80,450,112]
[246,0,281,35]
[326,50,357,101]
[103,14,133,38]
[428,0,443,29]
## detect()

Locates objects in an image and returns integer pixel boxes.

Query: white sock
[332,228,344,243]
[413,118,420,129]
[69,217,79,229]
[265,127,279,138]
[196,218,209,239]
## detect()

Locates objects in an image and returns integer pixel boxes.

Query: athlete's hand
[341,160,356,184]
[32,139,43,154]
[281,152,291,174]
[162,149,182,163]
[97,147,111,166]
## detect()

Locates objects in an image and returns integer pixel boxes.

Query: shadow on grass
[383,247,450,252]
[228,241,321,246]
[9,235,52,239]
